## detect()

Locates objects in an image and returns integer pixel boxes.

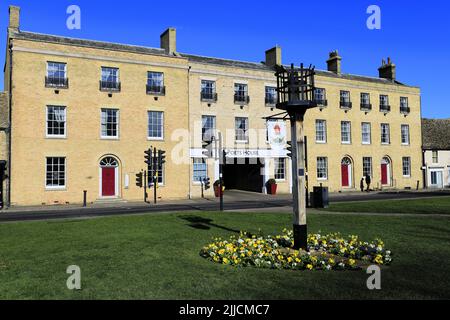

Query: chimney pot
[265,46,282,67]
[378,57,396,81]
[327,50,342,74]
[9,5,20,30]
[160,28,177,55]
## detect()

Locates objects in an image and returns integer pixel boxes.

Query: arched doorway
[99,156,119,197]
[341,157,353,188]
[381,157,392,186]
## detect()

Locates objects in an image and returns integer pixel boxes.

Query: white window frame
[46,62,67,81]
[202,115,216,142]
[45,157,66,190]
[402,157,411,177]
[432,150,439,164]
[341,121,351,144]
[193,158,208,184]
[315,119,327,143]
[363,157,373,178]
[381,123,390,145]
[100,108,120,140]
[235,117,249,143]
[148,111,164,141]
[361,122,371,145]
[317,157,328,180]
[401,124,410,145]
[274,158,286,181]
[46,106,67,139]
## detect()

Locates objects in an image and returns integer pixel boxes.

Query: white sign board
[267,120,287,151]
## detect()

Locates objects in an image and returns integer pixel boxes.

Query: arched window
[100,157,118,167]
[341,157,352,165]
[381,157,390,165]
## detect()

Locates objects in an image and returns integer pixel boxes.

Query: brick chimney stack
[265,46,282,67]
[9,5,20,31]
[327,50,342,74]
[378,57,396,81]
[160,28,177,56]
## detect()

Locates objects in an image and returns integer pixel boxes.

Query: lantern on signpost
[275,63,318,250]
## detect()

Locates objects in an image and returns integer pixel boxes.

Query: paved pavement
[0,189,449,223]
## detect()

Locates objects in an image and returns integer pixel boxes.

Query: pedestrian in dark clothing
[365,175,371,192]
[360,178,365,192]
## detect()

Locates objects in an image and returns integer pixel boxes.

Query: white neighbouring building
[422,118,450,189]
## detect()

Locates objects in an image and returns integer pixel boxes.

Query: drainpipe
[187,65,192,199]
[6,42,13,207]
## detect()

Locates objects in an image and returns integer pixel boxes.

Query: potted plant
[266,179,278,195]
[213,179,225,197]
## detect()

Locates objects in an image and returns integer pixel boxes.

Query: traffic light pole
[153,147,157,204]
[143,170,148,203]
[290,112,307,250]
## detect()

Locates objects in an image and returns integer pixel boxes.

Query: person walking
[365,175,371,192]
[360,177,365,192]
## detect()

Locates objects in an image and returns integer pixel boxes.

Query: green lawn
[0,211,449,299]
[323,196,450,215]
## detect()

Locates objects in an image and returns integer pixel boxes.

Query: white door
[430,170,443,188]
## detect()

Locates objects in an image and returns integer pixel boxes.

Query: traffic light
[286,141,293,159]
[158,150,166,166]
[135,172,143,188]
[203,177,211,190]
[144,149,152,166]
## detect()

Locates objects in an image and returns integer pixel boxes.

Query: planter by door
[102,167,116,197]
[267,183,278,195]
[214,185,224,197]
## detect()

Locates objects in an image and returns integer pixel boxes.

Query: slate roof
[11,30,415,87]
[422,118,450,150]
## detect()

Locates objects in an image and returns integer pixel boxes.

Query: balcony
[265,95,277,106]
[45,77,69,89]
[201,92,218,102]
[314,99,328,107]
[360,103,372,111]
[100,80,121,92]
[400,106,411,115]
[234,94,250,105]
[380,105,391,113]
[146,85,166,96]
[340,101,352,109]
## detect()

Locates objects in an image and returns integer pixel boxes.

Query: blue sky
[1,0,449,118]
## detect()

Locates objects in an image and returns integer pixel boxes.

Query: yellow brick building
[0,6,423,207]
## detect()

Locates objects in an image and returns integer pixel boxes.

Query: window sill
[101,137,120,140]
[235,140,249,144]
[46,135,67,140]
[362,142,371,145]
[275,179,286,183]
[148,137,164,141]
[317,178,328,181]
[316,141,327,144]
[45,187,67,192]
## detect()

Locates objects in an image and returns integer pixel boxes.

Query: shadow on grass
[179,215,240,234]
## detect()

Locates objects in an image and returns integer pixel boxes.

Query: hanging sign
[267,120,287,151]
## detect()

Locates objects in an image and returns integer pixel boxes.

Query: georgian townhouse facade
[1,6,423,207]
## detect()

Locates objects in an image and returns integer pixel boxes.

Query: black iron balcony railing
[201,92,218,102]
[146,85,166,95]
[360,103,372,111]
[380,105,391,113]
[265,95,277,106]
[314,99,328,106]
[100,80,121,92]
[400,106,411,114]
[45,77,69,88]
[340,101,352,109]
[234,94,250,105]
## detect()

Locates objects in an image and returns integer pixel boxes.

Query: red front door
[341,164,349,187]
[102,167,116,197]
[381,164,388,185]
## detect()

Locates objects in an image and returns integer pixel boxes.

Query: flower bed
[200,229,392,271]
